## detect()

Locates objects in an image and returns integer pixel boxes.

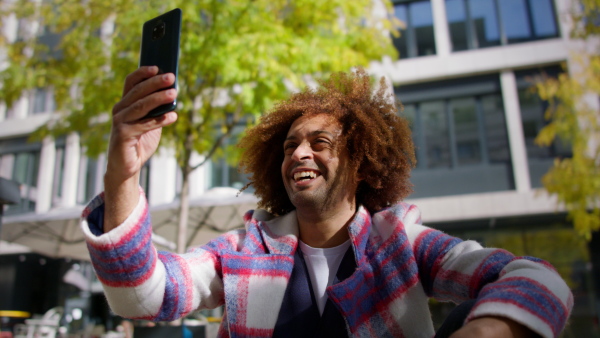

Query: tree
[0,0,398,252]
[534,0,600,240]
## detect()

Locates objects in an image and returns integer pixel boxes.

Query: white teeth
[293,171,317,181]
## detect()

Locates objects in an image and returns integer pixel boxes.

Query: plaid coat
[82,190,572,338]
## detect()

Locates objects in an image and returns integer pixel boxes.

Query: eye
[312,138,331,150]
[283,142,297,154]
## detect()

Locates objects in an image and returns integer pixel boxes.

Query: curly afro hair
[238,68,415,215]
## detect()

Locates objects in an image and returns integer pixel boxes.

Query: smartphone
[139,8,182,118]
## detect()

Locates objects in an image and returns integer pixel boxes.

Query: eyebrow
[285,130,335,141]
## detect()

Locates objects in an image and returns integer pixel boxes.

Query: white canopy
[0,187,258,261]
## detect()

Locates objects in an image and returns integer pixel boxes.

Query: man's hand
[450,316,539,338]
[103,66,178,232]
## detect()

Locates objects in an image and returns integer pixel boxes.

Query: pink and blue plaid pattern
[82,192,573,338]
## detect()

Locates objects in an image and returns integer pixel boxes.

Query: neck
[296,202,356,248]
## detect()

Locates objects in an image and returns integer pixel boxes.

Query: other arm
[408,222,572,338]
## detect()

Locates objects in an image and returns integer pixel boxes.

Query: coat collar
[258,209,300,255]
[254,205,372,263]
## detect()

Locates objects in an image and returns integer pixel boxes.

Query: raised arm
[103,66,177,232]
[81,67,226,321]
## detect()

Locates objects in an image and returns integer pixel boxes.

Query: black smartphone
[139,8,182,118]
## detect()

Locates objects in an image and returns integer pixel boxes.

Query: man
[82,66,572,337]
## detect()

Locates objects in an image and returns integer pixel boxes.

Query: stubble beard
[289,188,327,213]
[287,179,346,215]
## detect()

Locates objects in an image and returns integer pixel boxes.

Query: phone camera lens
[152,21,166,40]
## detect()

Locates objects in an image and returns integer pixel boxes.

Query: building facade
[0,0,598,335]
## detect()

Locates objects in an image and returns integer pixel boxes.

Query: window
[11,152,40,213]
[77,155,103,205]
[453,97,482,165]
[393,0,437,59]
[396,75,513,198]
[515,65,570,188]
[0,138,42,214]
[208,126,251,191]
[446,0,559,51]
[30,88,55,114]
[16,18,33,41]
[210,158,248,190]
[420,100,451,168]
[139,162,150,198]
[406,94,509,170]
[79,157,96,204]
[0,152,40,215]
[51,144,65,207]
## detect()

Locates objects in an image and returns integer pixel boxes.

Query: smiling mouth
[293,171,320,182]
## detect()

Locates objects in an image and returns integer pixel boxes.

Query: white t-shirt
[299,240,352,315]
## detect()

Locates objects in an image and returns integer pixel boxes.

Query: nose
[291,141,313,162]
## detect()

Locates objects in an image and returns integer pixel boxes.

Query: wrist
[451,316,538,338]
[103,171,139,192]
[103,173,141,232]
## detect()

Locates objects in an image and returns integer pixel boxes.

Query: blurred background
[0,0,598,337]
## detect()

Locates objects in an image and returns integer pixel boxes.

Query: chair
[13,307,63,338]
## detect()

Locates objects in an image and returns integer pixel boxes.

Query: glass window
[31,88,55,114]
[7,151,40,214]
[403,103,417,127]
[445,0,559,51]
[515,65,570,188]
[32,89,47,114]
[0,154,12,178]
[210,159,247,190]
[78,157,101,204]
[51,146,65,207]
[469,0,501,47]
[530,0,558,37]
[411,1,436,56]
[209,125,251,191]
[393,5,409,58]
[499,0,532,43]
[140,163,150,198]
[0,138,45,214]
[12,153,34,186]
[393,0,436,59]
[421,101,451,168]
[210,159,225,188]
[402,104,421,166]
[396,75,514,198]
[446,0,469,51]
[451,97,481,165]
[519,88,549,157]
[481,94,510,163]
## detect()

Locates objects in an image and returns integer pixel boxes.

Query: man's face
[281,114,357,212]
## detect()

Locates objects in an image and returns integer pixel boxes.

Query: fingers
[121,72,175,110]
[122,66,159,97]
[109,112,177,147]
[114,67,176,118]
[116,87,178,122]
[113,110,178,140]
[131,111,178,132]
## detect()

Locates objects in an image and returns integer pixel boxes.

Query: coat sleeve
[81,189,237,321]
[403,208,573,338]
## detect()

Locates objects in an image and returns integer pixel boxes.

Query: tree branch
[191,101,242,171]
